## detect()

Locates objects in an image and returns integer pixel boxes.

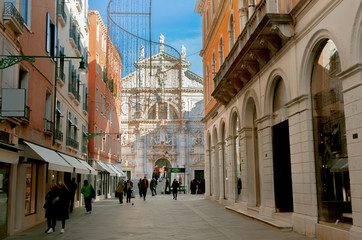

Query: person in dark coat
[190,179,197,194]
[138,178,143,198]
[150,178,157,196]
[44,182,70,234]
[116,179,125,204]
[68,177,77,212]
[172,179,179,200]
[140,177,149,200]
[165,179,170,194]
[125,179,133,203]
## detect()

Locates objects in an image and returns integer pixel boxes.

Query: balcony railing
[55,129,63,142]
[66,137,79,149]
[44,119,54,134]
[3,2,24,35]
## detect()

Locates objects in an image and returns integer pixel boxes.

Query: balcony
[3,2,24,36]
[66,137,79,150]
[211,0,294,105]
[44,119,53,135]
[56,70,65,86]
[58,3,67,27]
[54,129,63,143]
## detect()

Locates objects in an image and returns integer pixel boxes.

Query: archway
[311,39,351,222]
[231,112,241,202]
[245,97,261,207]
[154,158,171,180]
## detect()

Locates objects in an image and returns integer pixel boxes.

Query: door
[272,120,293,212]
[0,164,10,239]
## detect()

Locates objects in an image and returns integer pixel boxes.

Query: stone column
[136,133,145,177]
[239,7,248,32]
[286,95,318,237]
[225,136,233,203]
[240,127,254,206]
[339,64,362,240]
[210,146,216,200]
[218,141,225,202]
[205,148,212,198]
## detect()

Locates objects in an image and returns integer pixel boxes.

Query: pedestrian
[190,179,197,194]
[141,176,149,200]
[81,180,95,214]
[165,178,170,194]
[138,178,143,198]
[150,178,157,196]
[68,177,77,212]
[125,179,133,203]
[44,182,70,234]
[116,179,125,204]
[172,179,179,200]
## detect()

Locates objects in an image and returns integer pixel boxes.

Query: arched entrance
[154,158,171,180]
[271,77,293,212]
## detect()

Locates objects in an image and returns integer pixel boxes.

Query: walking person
[68,177,77,212]
[165,178,170,194]
[150,178,157,196]
[116,179,125,204]
[138,178,143,198]
[172,179,179,200]
[141,176,149,200]
[44,182,70,234]
[125,179,133,203]
[190,179,197,194]
[81,180,95,214]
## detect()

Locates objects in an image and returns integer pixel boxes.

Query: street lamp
[0,55,87,74]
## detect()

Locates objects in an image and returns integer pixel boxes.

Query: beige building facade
[196,0,362,239]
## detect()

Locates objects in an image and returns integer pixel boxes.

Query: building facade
[196,0,362,239]
[120,36,204,189]
[88,9,124,200]
[0,0,95,237]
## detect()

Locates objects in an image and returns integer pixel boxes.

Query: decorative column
[205,148,212,198]
[135,130,145,178]
[339,64,362,240]
[240,127,253,206]
[224,136,233,203]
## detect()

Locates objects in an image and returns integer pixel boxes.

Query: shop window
[311,40,351,223]
[25,163,37,216]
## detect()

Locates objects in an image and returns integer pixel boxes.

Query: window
[96,21,99,42]
[95,126,98,149]
[96,54,99,73]
[21,0,31,27]
[100,94,104,115]
[19,67,29,105]
[206,64,210,103]
[96,87,99,110]
[206,10,209,33]
[82,125,87,153]
[44,90,52,131]
[46,12,57,57]
[211,0,215,18]
[212,51,217,90]
[218,36,224,68]
[83,84,88,112]
[25,163,37,216]
[159,103,167,119]
[229,14,235,49]
[56,100,62,132]
[311,40,350,223]
[108,136,111,154]
[67,112,73,141]
[74,117,78,141]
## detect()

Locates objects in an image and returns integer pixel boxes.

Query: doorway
[272,120,293,212]
[0,164,10,239]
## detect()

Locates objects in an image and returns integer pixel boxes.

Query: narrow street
[5,194,314,240]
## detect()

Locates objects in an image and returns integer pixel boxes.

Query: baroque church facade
[119,35,204,187]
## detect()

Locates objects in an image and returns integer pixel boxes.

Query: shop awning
[330,158,349,172]
[24,141,73,172]
[0,142,21,164]
[95,160,116,176]
[106,163,123,177]
[77,158,97,175]
[58,153,89,174]
[113,164,127,178]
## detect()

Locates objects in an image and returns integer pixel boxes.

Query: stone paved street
[5,194,315,240]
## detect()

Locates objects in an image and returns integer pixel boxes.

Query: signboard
[1,88,26,117]
[170,168,185,173]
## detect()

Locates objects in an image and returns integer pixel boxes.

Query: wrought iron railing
[4,2,24,26]
[55,128,63,141]
[44,119,54,133]
[66,137,79,149]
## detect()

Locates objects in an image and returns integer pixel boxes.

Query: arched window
[211,0,215,18]
[212,51,217,90]
[311,40,350,222]
[218,36,224,68]
[206,10,209,34]
[229,13,235,49]
[206,63,210,102]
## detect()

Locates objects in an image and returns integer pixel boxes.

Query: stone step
[226,206,293,232]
